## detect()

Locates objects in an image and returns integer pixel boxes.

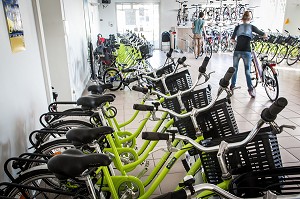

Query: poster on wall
[2,0,25,53]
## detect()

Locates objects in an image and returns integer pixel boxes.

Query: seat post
[85,175,98,199]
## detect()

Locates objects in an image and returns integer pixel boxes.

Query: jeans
[231,51,253,90]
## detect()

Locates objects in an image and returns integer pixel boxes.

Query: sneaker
[248,88,256,98]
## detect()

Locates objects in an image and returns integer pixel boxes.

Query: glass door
[116,3,159,49]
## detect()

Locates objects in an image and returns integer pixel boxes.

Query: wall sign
[2,0,25,53]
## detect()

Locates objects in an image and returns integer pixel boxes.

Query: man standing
[192,12,206,59]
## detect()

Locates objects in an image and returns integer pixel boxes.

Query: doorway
[116,3,159,49]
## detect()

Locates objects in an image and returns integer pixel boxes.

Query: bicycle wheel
[276,46,288,64]
[213,38,219,53]
[5,167,84,198]
[103,68,123,91]
[263,66,279,101]
[34,138,74,156]
[223,7,230,21]
[254,41,264,55]
[250,59,258,88]
[267,45,279,61]
[287,46,300,66]
[204,42,212,58]
[220,37,228,52]
[260,43,270,56]
[38,120,94,146]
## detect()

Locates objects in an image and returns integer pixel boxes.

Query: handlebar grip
[153,189,187,199]
[219,67,235,87]
[133,104,154,111]
[142,132,170,141]
[199,56,210,73]
[132,86,148,93]
[102,84,113,90]
[261,97,288,122]
[124,77,138,84]
[166,48,174,58]
[121,68,136,73]
[178,56,187,64]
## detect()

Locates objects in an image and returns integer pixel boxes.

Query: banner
[2,0,25,53]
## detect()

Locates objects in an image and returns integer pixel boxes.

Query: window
[116,3,160,49]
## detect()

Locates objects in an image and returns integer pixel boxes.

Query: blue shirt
[193,19,205,34]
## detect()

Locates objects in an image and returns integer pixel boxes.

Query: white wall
[99,1,117,38]
[39,0,100,101]
[39,0,72,101]
[283,0,300,35]
[248,0,287,33]
[62,0,91,100]
[0,0,48,181]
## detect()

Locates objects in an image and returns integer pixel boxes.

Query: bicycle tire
[213,38,219,53]
[34,138,74,156]
[49,120,93,129]
[223,7,230,21]
[204,43,212,58]
[5,167,82,198]
[36,120,93,147]
[231,10,237,21]
[220,37,228,52]
[250,59,258,88]
[254,41,264,55]
[103,68,123,91]
[263,66,279,101]
[267,45,279,61]
[238,6,245,19]
[276,46,288,64]
[260,43,270,56]
[287,46,300,66]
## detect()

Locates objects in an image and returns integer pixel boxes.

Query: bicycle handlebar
[166,48,174,58]
[124,77,139,84]
[219,67,235,87]
[140,56,186,82]
[199,56,210,73]
[261,97,287,122]
[177,56,187,65]
[133,57,212,99]
[133,104,154,111]
[142,97,287,153]
[132,85,149,94]
[121,68,136,73]
[154,183,300,199]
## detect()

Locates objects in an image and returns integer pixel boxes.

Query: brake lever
[204,71,215,82]
[166,139,179,152]
[279,124,296,132]
[151,110,160,121]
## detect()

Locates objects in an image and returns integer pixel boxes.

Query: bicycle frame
[94,135,231,199]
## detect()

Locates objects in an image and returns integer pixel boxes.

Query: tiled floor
[104,50,300,198]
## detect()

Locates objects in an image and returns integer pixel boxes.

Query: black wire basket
[162,86,212,113]
[174,98,239,155]
[154,69,193,95]
[156,63,175,77]
[199,127,282,184]
[148,63,175,79]
[229,166,300,198]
